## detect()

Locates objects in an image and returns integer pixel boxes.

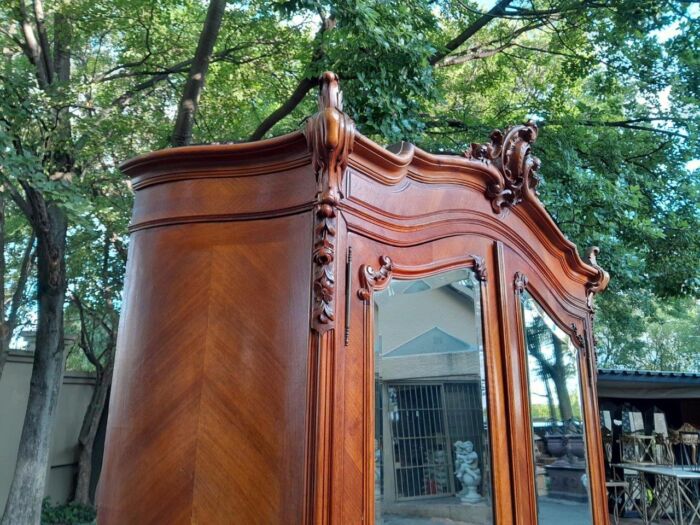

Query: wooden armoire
[98,72,610,525]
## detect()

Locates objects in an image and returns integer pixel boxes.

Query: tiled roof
[599,368,700,379]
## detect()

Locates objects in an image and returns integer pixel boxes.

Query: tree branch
[32,0,54,83]
[71,294,101,371]
[248,76,316,141]
[550,119,689,138]
[17,0,49,88]
[171,0,227,147]
[437,20,546,67]
[7,233,35,332]
[247,15,336,141]
[429,0,516,66]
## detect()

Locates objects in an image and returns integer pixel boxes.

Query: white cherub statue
[454,440,482,504]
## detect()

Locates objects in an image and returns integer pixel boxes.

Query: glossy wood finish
[99,72,609,524]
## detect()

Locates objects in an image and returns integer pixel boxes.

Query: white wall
[0,352,95,508]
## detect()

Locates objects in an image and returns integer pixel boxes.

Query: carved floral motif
[464,121,541,213]
[305,72,356,332]
[358,256,394,301]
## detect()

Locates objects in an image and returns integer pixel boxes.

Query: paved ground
[379,499,649,525]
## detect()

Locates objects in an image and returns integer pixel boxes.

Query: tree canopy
[0,0,698,517]
[1,0,698,387]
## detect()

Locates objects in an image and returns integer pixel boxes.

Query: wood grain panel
[99,215,312,524]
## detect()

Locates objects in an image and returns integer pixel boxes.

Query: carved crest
[305,72,356,332]
[358,256,394,301]
[464,121,541,213]
[585,246,610,312]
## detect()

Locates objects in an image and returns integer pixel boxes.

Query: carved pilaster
[305,72,356,333]
[514,271,529,293]
[464,121,541,213]
[470,254,487,282]
[358,256,393,301]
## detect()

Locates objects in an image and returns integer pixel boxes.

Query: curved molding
[357,253,490,301]
[305,72,356,333]
[122,132,310,189]
[119,72,604,299]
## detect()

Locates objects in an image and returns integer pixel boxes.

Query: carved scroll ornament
[514,271,529,293]
[464,121,541,213]
[585,246,610,312]
[358,256,394,301]
[305,72,356,333]
[470,255,488,282]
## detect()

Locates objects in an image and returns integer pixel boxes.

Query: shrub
[41,498,96,525]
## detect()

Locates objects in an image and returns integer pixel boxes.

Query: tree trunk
[0,189,6,379]
[550,335,574,421]
[171,0,227,147]
[73,362,113,505]
[1,205,67,525]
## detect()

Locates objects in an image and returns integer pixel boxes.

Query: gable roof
[384,327,476,358]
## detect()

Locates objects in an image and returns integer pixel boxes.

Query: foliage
[0,1,698,375]
[40,499,95,525]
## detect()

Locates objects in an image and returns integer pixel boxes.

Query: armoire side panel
[98,214,313,525]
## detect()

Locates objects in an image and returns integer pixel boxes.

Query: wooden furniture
[98,72,610,524]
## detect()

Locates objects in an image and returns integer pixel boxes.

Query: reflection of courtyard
[379,496,489,525]
[379,497,594,525]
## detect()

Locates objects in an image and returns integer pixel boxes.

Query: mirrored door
[520,291,593,525]
[373,268,493,525]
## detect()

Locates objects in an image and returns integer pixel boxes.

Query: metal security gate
[383,382,483,501]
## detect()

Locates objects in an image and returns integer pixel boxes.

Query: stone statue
[454,440,482,503]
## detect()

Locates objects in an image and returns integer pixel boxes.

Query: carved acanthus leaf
[306,72,356,333]
[585,246,610,312]
[358,256,394,301]
[464,120,541,213]
[570,323,585,349]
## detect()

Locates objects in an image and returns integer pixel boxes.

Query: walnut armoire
[98,72,610,525]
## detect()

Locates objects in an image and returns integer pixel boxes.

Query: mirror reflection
[521,292,592,525]
[374,269,492,525]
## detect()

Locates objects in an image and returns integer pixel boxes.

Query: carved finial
[305,72,356,333]
[318,71,343,112]
[514,271,528,293]
[464,120,541,213]
[470,255,487,282]
[585,246,610,311]
[358,256,393,301]
[306,71,355,199]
